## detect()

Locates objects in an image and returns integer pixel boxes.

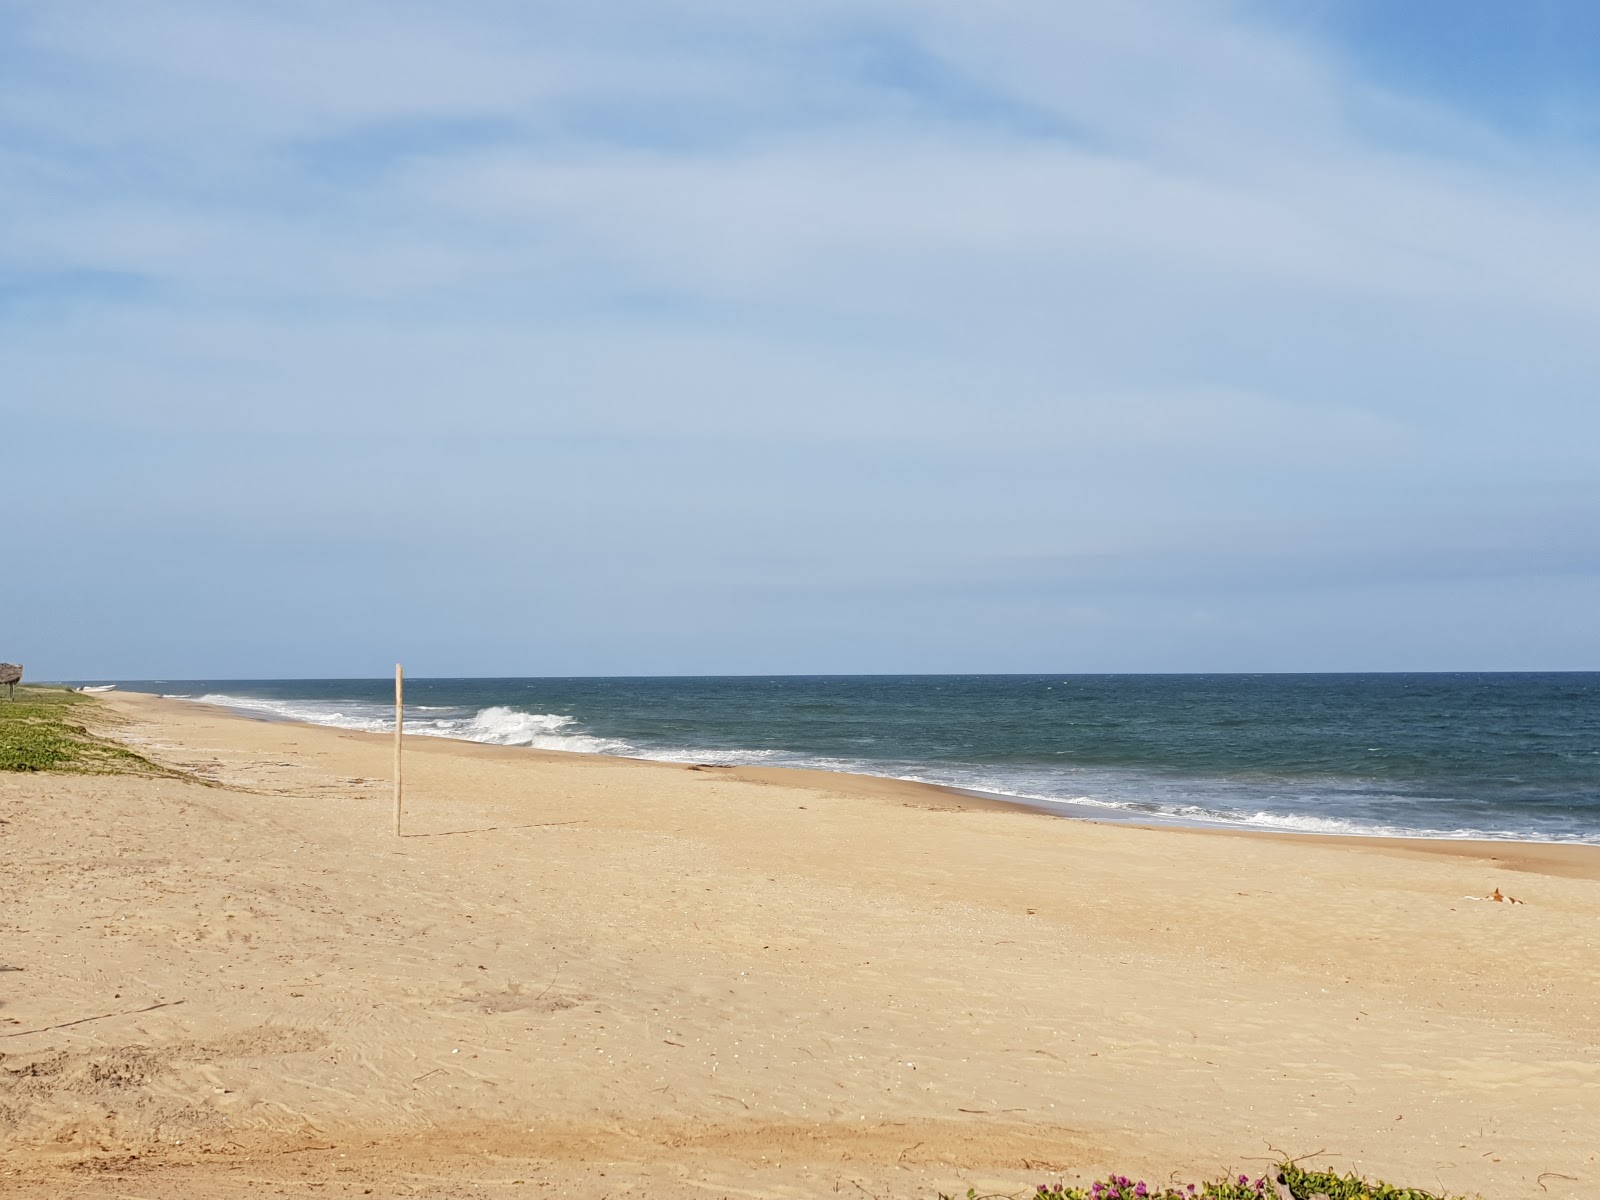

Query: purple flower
[1135,1185,1148,1198]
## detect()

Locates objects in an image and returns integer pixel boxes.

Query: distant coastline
[93,672,1600,847]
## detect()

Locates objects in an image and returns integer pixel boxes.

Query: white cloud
[10,0,1600,317]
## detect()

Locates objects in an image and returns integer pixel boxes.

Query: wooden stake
[393,663,404,836]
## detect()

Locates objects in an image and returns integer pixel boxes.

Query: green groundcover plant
[0,686,170,775]
[946,1162,1470,1200]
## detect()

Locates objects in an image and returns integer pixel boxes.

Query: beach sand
[2,692,1596,1198]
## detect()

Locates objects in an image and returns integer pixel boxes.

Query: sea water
[106,674,1600,844]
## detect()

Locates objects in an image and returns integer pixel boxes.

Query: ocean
[107,673,1600,844]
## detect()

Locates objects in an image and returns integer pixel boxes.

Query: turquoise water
[109,674,1600,843]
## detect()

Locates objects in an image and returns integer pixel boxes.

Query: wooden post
[393,663,404,836]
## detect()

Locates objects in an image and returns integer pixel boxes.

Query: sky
[5,0,1600,679]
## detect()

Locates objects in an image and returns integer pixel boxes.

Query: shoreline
[154,688,1600,876]
[2,688,1596,1198]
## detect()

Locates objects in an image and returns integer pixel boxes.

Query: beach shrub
[1273,1163,1469,1200]
[0,687,169,775]
[944,1163,1469,1200]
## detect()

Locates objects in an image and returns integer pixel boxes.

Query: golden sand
[1,692,1595,1198]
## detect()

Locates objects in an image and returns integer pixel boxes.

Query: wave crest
[174,694,627,755]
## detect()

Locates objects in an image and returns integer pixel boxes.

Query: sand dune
[2,691,1596,1198]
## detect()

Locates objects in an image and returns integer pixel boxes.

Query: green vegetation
[0,686,170,775]
[1271,1162,1469,1200]
[948,1162,1471,1200]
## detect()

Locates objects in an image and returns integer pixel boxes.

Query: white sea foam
[902,777,1600,842]
[417,706,628,754]
[187,693,392,731]
[876,768,1440,838]
[176,694,628,755]
[627,746,786,766]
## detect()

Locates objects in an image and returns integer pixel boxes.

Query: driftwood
[0,663,20,700]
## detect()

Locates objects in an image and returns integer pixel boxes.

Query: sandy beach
[2,691,1596,1199]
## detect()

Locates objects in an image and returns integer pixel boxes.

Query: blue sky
[5,0,1600,678]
